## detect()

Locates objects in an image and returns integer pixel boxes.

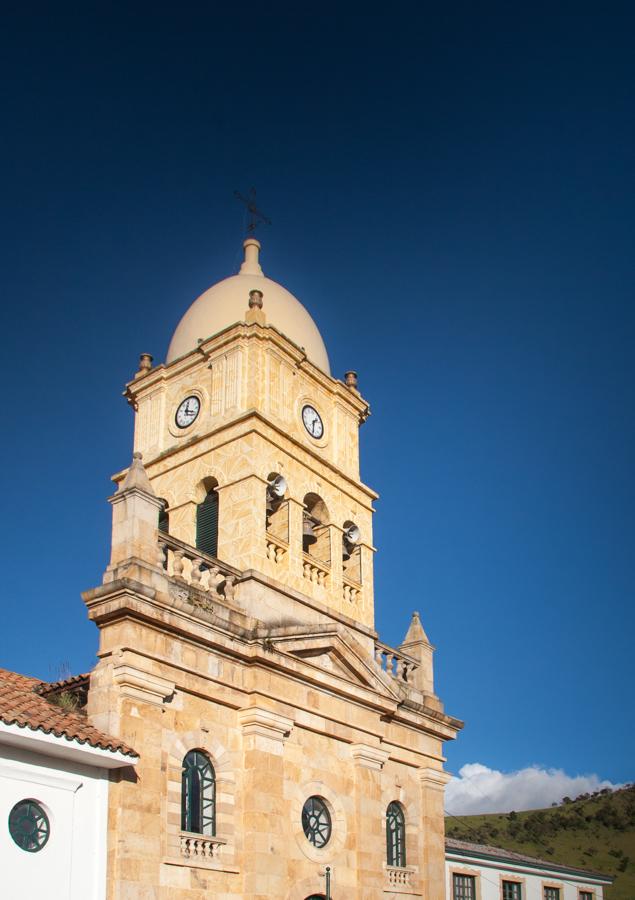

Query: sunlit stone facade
[84,239,462,899]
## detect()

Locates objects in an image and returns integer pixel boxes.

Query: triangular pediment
[262,627,400,699]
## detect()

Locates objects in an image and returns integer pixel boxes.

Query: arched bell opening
[302,493,331,566]
[342,519,361,584]
[265,472,289,543]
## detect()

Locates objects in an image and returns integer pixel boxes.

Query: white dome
[166,239,331,374]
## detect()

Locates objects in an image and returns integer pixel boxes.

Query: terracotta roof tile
[36,672,90,695]
[0,667,137,758]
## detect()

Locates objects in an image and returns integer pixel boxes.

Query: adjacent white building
[0,668,137,900]
[446,837,613,900]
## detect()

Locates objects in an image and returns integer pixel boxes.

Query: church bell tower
[85,235,462,900]
[125,237,375,627]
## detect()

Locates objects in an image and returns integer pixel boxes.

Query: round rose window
[301,796,331,847]
[8,799,50,852]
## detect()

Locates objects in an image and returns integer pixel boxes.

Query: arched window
[181,750,215,835]
[386,801,406,867]
[196,488,218,557]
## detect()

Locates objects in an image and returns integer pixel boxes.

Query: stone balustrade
[374,641,419,684]
[386,865,415,888]
[265,532,288,564]
[342,575,361,604]
[302,554,329,586]
[180,831,225,860]
[159,534,241,600]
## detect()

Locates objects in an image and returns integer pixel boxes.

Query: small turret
[106,453,163,575]
[399,611,436,695]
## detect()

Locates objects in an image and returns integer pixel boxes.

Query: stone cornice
[108,486,164,509]
[126,320,370,422]
[84,578,461,744]
[111,410,377,504]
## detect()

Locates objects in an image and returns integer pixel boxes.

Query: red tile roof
[0,667,137,758]
[36,672,90,696]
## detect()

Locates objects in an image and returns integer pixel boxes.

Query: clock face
[302,404,324,439]
[175,395,201,429]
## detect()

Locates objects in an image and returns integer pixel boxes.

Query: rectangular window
[503,882,522,900]
[579,894,593,900]
[544,889,560,900]
[453,874,476,900]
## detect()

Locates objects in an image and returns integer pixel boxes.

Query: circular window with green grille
[8,799,50,852]
[301,796,331,847]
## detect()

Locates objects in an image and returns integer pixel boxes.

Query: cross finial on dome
[234,188,271,235]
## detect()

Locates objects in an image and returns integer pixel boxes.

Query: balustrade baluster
[223,574,236,601]
[190,558,203,587]
[173,550,185,578]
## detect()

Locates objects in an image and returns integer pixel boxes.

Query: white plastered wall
[0,743,109,900]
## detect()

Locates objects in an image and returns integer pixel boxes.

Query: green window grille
[503,882,523,900]
[9,799,50,852]
[196,490,219,557]
[386,801,406,867]
[579,894,593,900]
[453,874,476,900]
[544,890,560,900]
[301,796,332,847]
[181,750,215,835]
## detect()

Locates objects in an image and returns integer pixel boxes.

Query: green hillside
[445,784,635,900]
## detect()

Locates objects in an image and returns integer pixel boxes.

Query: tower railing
[374,641,419,684]
[158,533,241,600]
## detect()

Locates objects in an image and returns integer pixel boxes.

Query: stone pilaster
[287,497,305,581]
[419,767,452,900]
[351,743,390,899]
[218,475,267,571]
[238,706,294,900]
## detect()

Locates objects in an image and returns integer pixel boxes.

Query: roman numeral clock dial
[301,404,324,439]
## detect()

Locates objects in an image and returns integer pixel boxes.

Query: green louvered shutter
[196,491,219,557]
[158,508,169,534]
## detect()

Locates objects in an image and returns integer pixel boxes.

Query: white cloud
[445,762,622,815]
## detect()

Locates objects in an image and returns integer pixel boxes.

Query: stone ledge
[162,857,240,874]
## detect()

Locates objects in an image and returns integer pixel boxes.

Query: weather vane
[234,187,271,235]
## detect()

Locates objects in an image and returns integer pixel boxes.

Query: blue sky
[0,5,633,805]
